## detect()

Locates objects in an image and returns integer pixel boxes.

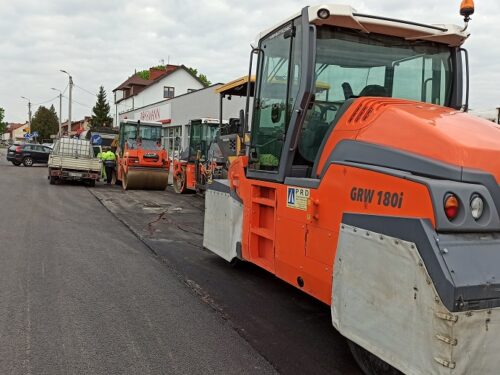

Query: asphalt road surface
[0,149,362,375]
[0,152,276,375]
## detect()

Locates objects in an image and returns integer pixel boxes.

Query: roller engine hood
[343,98,500,183]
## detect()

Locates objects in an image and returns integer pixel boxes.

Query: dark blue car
[6,144,52,166]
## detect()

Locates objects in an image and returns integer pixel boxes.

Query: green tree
[91,86,113,128]
[187,67,211,87]
[31,105,59,140]
[0,107,6,134]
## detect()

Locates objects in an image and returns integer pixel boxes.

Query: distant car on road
[6,144,52,166]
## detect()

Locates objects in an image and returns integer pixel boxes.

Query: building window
[187,89,197,93]
[164,86,175,99]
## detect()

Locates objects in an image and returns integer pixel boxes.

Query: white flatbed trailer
[48,138,102,186]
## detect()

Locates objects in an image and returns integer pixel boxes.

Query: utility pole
[20,96,32,135]
[60,70,73,135]
[115,92,118,127]
[28,102,32,133]
[51,88,63,137]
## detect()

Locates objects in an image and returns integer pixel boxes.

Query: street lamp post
[60,70,73,135]
[51,88,63,137]
[20,96,32,135]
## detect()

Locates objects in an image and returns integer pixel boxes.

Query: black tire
[173,171,187,194]
[23,157,34,167]
[49,175,56,185]
[347,340,402,375]
[88,179,96,187]
[229,258,243,268]
[12,161,21,166]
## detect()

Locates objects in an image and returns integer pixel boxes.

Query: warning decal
[286,186,310,211]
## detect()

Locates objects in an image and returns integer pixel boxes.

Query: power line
[33,95,60,106]
[71,98,92,109]
[61,94,92,109]
[74,84,97,97]
[62,83,69,95]
[29,83,70,107]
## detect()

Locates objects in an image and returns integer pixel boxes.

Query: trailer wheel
[347,340,402,375]
[173,171,187,194]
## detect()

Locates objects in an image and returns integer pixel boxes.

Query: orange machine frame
[228,149,435,304]
[116,141,169,181]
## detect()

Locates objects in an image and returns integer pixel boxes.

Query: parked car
[6,144,52,166]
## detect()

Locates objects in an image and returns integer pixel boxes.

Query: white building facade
[114,65,205,121]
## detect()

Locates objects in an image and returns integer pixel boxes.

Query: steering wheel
[311,102,338,122]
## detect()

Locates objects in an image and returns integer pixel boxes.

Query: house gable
[115,66,206,112]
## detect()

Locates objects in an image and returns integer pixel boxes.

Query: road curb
[87,187,160,256]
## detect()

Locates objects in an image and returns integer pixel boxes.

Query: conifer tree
[91,86,113,128]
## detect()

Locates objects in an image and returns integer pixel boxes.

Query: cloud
[0,0,496,122]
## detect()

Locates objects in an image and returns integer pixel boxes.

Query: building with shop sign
[113,65,247,155]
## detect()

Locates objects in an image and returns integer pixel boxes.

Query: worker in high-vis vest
[97,148,106,180]
[101,147,116,184]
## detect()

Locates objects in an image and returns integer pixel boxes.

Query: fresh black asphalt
[89,184,362,374]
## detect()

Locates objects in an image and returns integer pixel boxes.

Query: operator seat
[127,139,136,149]
[298,121,330,163]
[358,84,388,97]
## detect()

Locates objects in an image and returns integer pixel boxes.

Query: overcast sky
[1,0,498,123]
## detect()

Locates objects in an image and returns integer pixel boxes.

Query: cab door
[31,145,45,163]
[244,19,303,274]
[22,145,34,160]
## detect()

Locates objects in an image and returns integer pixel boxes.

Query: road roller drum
[122,168,168,190]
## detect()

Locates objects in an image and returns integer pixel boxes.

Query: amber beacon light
[460,0,475,21]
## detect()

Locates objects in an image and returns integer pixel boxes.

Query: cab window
[249,20,302,172]
[293,26,453,176]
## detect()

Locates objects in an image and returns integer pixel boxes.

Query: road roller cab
[115,120,169,190]
[172,118,226,194]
